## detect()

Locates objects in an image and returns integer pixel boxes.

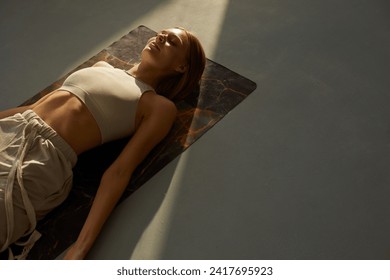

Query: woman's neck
[128,63,165,89]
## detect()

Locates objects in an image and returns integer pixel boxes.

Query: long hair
[155,28,206,101]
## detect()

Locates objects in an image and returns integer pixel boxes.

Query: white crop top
[58,61,155,143]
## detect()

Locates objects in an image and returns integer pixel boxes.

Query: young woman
[0,27,206,259]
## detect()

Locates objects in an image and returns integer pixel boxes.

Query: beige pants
[0,110,77,259]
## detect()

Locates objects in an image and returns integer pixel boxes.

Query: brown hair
[155,28,206,101]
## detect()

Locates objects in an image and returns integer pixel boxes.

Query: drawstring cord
[0,119,42,259]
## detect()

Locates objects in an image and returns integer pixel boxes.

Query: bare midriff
[31,90,102,155]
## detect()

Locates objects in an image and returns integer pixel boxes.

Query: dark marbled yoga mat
[22,25,256,259]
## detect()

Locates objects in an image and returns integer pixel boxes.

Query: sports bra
[58,61,155,143]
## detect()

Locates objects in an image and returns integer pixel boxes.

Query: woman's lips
[149,41,160,51]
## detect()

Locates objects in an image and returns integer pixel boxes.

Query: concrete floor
[1,0,390,259]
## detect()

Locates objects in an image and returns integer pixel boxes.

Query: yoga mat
[18,25,256,259]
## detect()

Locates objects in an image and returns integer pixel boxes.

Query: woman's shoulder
[134,92,177,137]
[140,91,177,118]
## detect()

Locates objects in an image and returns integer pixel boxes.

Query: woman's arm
[64,95,177,259]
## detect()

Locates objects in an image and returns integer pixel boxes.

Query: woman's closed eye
[161,31,183,46]
[169,38,177,46]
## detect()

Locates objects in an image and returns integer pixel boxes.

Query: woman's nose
[157,33,166,43]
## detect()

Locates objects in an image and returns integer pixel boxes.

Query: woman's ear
[175,64,188,73]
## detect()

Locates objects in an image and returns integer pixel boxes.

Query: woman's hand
[63,244,87,260]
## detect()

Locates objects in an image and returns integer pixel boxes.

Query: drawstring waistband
[21,110,77,167]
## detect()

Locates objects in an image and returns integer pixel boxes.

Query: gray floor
[1,0,390,259]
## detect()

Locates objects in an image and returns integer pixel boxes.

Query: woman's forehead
[161,28,189,42]
[161,27,185,35]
